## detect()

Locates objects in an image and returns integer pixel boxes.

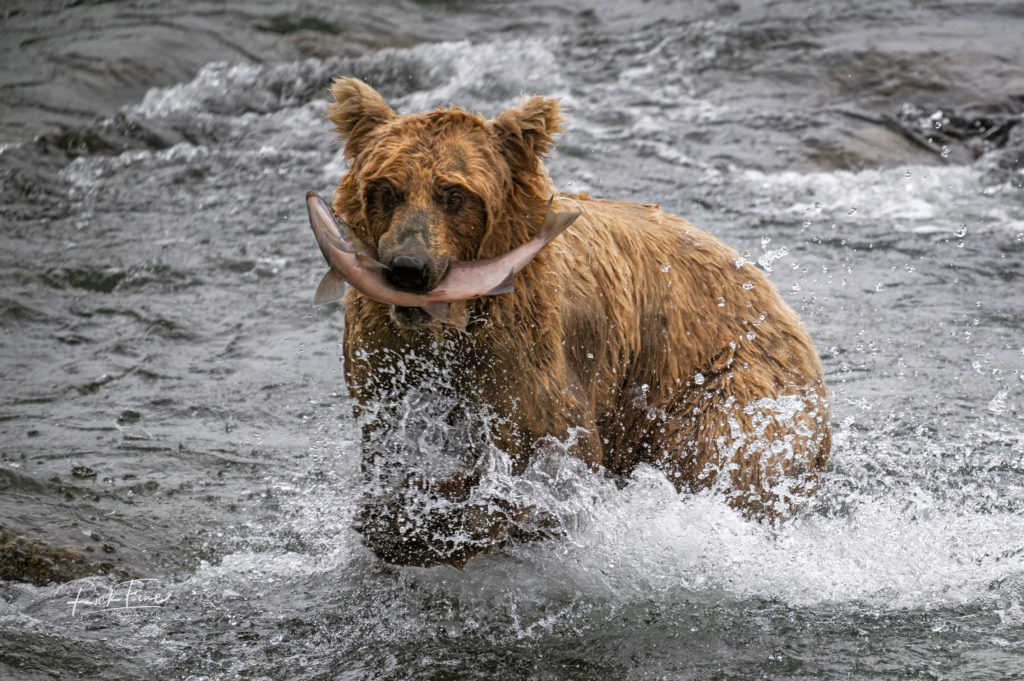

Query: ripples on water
[1,1,1023,679]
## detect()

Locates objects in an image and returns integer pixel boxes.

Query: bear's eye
[440,187,465,215]
[375,183,400,213]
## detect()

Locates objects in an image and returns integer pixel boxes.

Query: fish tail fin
[537,195,581,244]
[313,270,348,306]
[485,270,516,296]
[420,301,450,322]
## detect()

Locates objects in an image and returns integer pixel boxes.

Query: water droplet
[742,281,754,290]
[717,297,725,307]
[746,331,756,340]
[905,169,912,178]
[661,264,671,272]
[848,207,857,216]
[875,282,885,292]
[693,372,705,385]
[988,390,1008,415]
[940,145,951,158]
[790,282,801,292]
[954,224,967,238]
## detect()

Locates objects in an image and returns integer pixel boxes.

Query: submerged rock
[0,525,132,586]
[810,49,1024,170]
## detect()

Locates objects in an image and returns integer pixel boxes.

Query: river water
[1,1,1023,679]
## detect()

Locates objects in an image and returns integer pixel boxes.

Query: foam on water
[132,58,345,119]
[385,39,569,113]
[740,164,1024,237]
[129,38,568,124]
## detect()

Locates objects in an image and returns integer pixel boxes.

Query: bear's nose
[385,254,432,293]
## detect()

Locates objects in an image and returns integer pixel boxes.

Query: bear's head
[327,78,562,329]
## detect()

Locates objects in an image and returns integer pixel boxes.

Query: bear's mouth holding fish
[306,192,579,327]
[307,77,831,568]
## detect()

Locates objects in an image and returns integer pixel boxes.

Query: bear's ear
[489,96,564,171]
[326,77,396,157]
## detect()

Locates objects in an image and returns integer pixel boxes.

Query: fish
[305,191,580,322]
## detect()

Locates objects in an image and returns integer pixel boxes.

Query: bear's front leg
[344,313,603,567]
[352,379,597,567]
[351,395,562,567]
[355,465,557,567]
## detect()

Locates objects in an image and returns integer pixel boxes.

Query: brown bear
[324,77,831,567]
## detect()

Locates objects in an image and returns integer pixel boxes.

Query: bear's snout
[386,253,432,293]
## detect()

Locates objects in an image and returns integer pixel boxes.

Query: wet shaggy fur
[326,78,831,566]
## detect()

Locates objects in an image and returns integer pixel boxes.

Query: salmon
[305,192,579,322]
